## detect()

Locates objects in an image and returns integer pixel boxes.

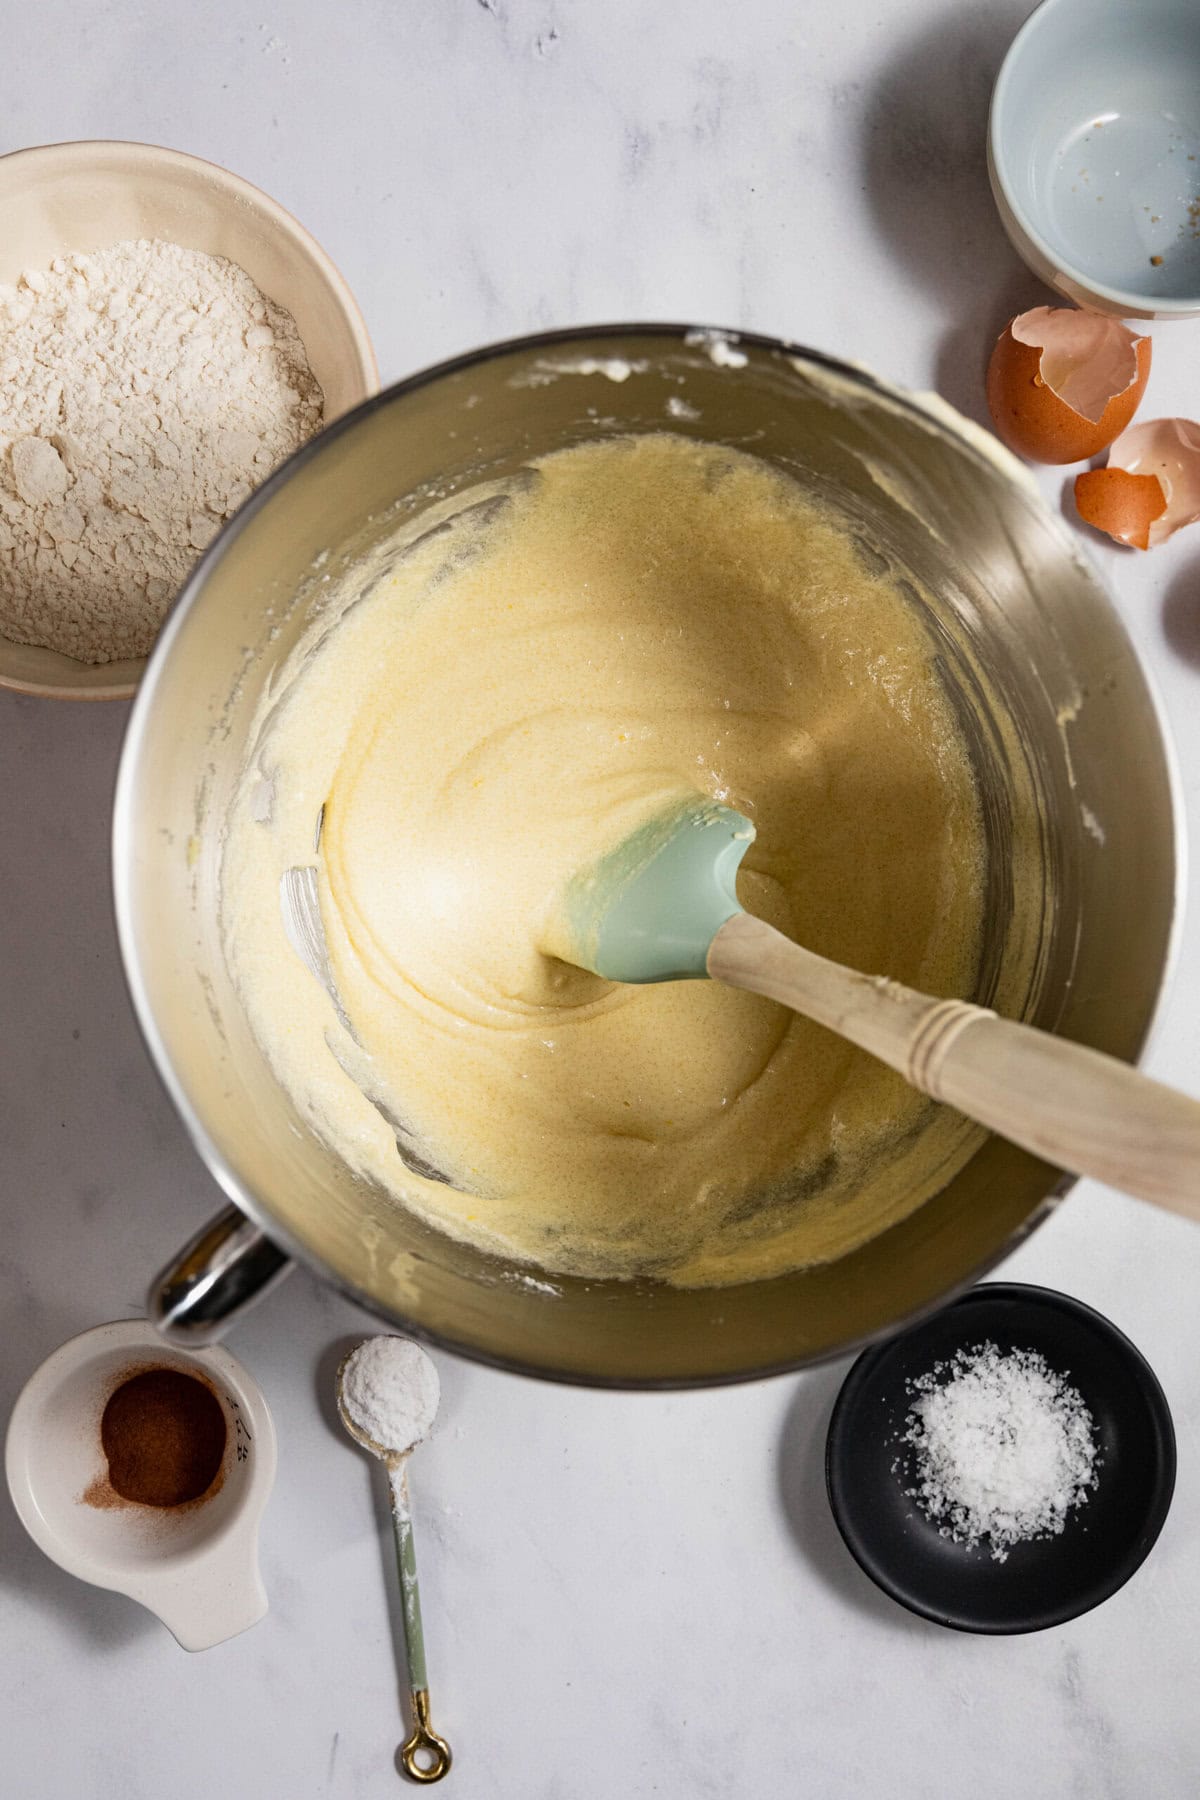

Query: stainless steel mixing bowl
[113,326,1181,1386]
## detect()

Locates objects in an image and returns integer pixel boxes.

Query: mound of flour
[0,238,323,663]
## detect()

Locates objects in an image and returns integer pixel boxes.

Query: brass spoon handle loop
[400,1689,452,1783]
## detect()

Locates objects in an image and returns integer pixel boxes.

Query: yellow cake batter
[222,433,986,1284]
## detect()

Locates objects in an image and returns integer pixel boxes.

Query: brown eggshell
[1074,468,1168,550]
[1103,418,1200,547]
[987,322,1151,465]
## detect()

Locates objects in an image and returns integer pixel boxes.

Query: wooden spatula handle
[708,912,1200,1223]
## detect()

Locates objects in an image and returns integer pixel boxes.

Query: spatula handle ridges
[708,911,1200,1222]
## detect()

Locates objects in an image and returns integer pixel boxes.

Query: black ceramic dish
[825,1282,1176,1633]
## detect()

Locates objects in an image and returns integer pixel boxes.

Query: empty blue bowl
[989,0,1200,317]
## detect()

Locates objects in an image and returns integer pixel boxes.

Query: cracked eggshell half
[1075,418,1200,550]
[986,307,1150,465]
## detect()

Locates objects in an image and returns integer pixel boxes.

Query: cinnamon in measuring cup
[84,1368,227,1509]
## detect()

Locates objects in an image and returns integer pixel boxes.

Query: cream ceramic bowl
[0,139,379,702]
[5,1320,277,1650]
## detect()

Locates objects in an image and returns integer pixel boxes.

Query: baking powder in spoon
[340,1336,440,1457]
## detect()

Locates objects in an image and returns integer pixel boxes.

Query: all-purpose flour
[0,238,323,663]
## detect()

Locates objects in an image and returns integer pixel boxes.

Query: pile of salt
[900,1341,1100,1562]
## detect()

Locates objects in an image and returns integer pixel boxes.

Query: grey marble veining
[3,2,1200,1796]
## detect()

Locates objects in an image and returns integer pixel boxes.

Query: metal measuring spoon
[337,1337,452,1783]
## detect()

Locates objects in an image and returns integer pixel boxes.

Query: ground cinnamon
[97,1368,227,1508]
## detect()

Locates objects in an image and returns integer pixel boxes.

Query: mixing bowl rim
[111,322,1186,1387]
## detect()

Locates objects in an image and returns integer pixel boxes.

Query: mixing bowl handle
[148,1204,292,1345]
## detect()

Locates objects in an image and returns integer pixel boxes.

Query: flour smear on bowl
[0,238,323,662]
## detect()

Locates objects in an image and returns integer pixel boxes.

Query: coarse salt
[899,1340,1100,1562]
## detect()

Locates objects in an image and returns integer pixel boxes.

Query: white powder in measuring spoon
[901,1341,1100,1561]
[0,238,323,663]
[341,1337,441,1456]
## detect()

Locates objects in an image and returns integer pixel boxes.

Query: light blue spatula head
[551,801,754,983]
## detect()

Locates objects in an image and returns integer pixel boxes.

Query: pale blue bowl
[989,0,1200,318]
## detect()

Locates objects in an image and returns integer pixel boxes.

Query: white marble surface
[4,2,1200,1795]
